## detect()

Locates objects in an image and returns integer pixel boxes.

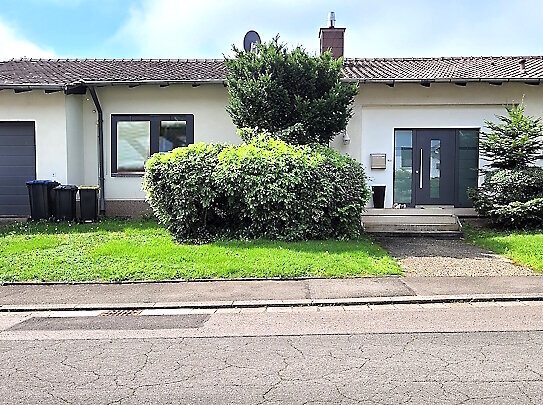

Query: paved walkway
[377,237,534,277]
[1,276,543,310]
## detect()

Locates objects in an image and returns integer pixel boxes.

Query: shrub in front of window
[143,136,370,242]
[143,143,226,241]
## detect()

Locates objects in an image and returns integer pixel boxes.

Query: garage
[0,122,36,216]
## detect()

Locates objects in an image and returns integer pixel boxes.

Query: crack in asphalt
[0,332,541,404]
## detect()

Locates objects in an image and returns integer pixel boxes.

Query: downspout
[88,86,106,214]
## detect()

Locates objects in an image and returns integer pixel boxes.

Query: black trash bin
[79,186,100,222]
[372,185,386,209]
[54,185,78,221]
[26,180,60,220]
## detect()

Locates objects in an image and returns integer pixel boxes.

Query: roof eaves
[9,57,226,63]
[341,77,543,84]
[78,79,225,86]
[0,83,66,90]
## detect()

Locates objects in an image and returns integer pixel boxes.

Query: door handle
[419,149,423,189]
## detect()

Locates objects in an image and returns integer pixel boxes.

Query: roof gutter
[87,86,106,215]
[340,77,541,84]
[0,84,65,91]
[78,79,225,86]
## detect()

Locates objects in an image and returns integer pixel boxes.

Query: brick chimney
[319,12,345,58]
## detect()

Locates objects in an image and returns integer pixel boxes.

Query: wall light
[342,131,351,145]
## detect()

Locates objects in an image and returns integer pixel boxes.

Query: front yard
[465,227,543,272]
[0,220,401,282]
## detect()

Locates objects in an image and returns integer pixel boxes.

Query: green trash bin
[54,185,78,221]
[79,186,100,222]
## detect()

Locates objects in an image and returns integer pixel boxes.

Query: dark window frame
[111,114,194,176]
[454,128,480,208]
[393,129,414,206]
[393,128,479,208]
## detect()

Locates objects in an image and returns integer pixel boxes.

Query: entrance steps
[362,208,463,237]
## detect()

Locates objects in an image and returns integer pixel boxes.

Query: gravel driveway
[377,237,535,277]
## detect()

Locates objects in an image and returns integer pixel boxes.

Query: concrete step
[363,208,454,216]
[362,210,462,237]
[364,223,461,232]
[367,230,464,239]
[361,215,457,225]
[363,214,462,237]
[363,208,478,217]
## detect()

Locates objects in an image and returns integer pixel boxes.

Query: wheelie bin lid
[26,180,60,186]
[53,185,79,191]
[78,185,100,190]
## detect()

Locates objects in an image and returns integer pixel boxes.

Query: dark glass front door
[413,129,456,205]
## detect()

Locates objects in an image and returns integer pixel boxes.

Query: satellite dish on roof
[243,30,261,52]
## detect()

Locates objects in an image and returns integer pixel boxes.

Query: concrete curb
[2,293,543,312]
[0,275,403,286]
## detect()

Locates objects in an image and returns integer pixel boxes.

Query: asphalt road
[1,302,542,404]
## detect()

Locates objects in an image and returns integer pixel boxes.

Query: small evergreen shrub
[489,198,543,228]
[143,136,370,242]
[479,104,543,170]
[470,104,543,228]
[469,168,543,227]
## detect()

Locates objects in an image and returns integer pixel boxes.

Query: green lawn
[465,227,543,272]
[0,220,401,282]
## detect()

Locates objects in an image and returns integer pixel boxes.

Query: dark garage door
[0,122,36,216]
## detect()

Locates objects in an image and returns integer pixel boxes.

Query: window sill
[111,172,144,178]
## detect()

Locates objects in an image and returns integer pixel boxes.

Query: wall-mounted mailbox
[370,153,387,169]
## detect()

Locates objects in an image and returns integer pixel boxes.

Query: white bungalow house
[0,17,542,222]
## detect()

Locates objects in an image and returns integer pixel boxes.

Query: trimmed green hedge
[143,136,370,242]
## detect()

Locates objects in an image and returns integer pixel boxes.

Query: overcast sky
[1,0,542,61]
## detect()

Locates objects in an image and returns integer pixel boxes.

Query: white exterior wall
[2,81,543,212]
[82,95,99,186]
[0,90,68,182]
[65,95,85,185]
[335,82,543,208]
[81,84,238,201]
[78,81,543,206]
